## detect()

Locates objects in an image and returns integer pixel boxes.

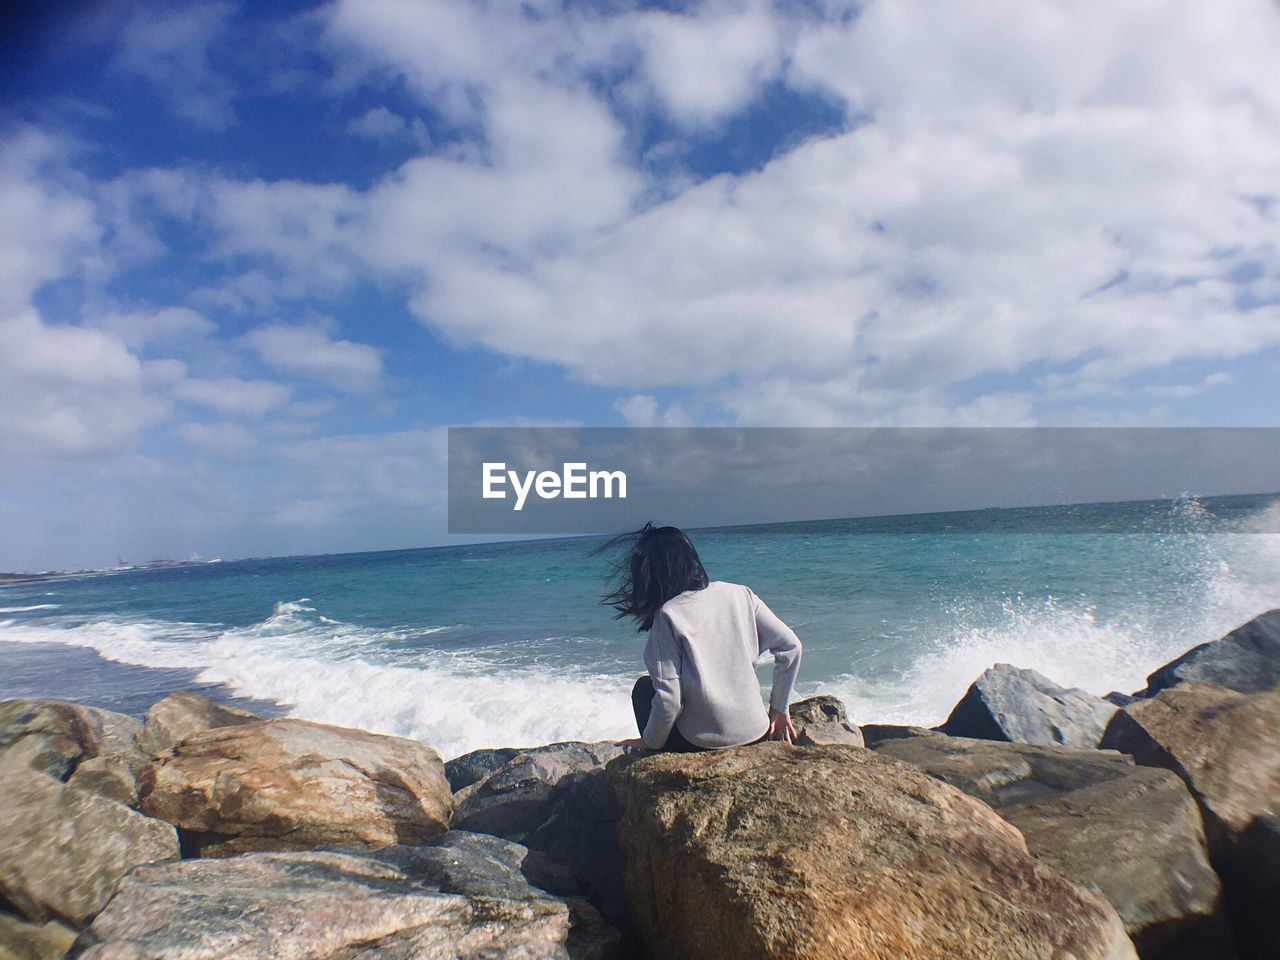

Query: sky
[2,0,1279,570]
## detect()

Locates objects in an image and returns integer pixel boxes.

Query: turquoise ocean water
[2,494,1279,759]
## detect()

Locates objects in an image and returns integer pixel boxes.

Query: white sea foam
[0,602,635,759]
[824,522,1280,726]
[0,604,60,613]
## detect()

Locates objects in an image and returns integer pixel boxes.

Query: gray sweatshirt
[641,580,803,750]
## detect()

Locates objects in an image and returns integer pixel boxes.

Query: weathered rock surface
[72,833,618,959]
[139,718,452,856]
[1139,609,1280,697]
[873,735,1227,957]
[445,740,627,794]
[66,756,141,807]
[445,746,524,792]
[0,699,143,784]
[1099,682,1280,858]
[0,910,77,960]
[452,741,629,928]
[787,695,864,746]
[1229,813,1280,960]
[859,722,938,748]
[941,663,1118,748]
[1004,770,1232,959]
[453,741,622,838]
[874,734,1136,805]
[608,743,1136,960]
[0,756,179,928]
[136,690,260,756]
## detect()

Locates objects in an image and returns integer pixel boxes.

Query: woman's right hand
[766,707,797,744]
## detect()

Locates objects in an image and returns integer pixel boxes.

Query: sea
[3,493,1279,760]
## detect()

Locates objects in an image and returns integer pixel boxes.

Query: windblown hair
[594,522,709,631]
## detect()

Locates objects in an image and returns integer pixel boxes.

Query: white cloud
[177,421,258,456]
[615,394,694,427]
[1143,372,1234,400]
[0,310,166,458]
[240,324,383,391]
[114,1,238,129]
[173,376,291,418]
[0,129,97,318]
[93,307,216,348]
[347,106,430,147]
[633,1,786,126]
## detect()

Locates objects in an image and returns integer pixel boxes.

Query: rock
[0,699,143,783]
[71,834,618,960]
[859,722,939,748]
[607,743,1136,960]
[137,690,260,756]
[0,699,97,779]
[139,718,452,856]
[873,736,1229,957]
[787,695,864,746]
[452,741,629,929]
[376,832,622,960]
[1104,691,1138,707]
[874,735,1137,806]
[940,663,1118,748]
[453,741,622,839]
[445,746,524,792]
[1099,682,1280,859]
[0,910,78,960]
[1139,609,1280,696]
[0,756,179,928]
[66,755,141,807]
[1003,769,1232,959]
[1229,814,1280,959]
[445,740,626,793]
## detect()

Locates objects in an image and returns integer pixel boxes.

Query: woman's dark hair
[594,522,709,631]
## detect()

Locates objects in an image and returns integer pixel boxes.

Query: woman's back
[644,580,802,749]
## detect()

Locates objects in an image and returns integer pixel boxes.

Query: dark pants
[631,676,704,752]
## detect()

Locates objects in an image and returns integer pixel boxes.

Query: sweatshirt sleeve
[751,589,802,713]
[641,612,683,750]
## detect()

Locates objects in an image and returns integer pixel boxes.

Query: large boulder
[1229,814,1280,959]
[0,910,77,960]
[71,833,619,959]
[139,718,452,856]
[0,756,179,928]
[451,741,628,928]
[873,736,1226,956]
[1138,609,1280,696]
[1099,682,1280,859]
[136,690,260,756]
[607,743,1137,960]
[1004,769,1232,959]
[788,695,863,746]
[940,663,1118,748]
[875,736,1230,958]
[0,699,144,783]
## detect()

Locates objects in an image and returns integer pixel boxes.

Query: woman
[598,523,802,751]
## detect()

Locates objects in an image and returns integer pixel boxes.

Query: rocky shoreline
[1,610,1278,959]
